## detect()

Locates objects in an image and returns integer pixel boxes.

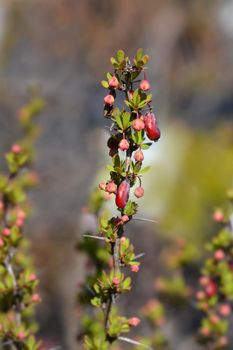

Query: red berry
[132,118,145,131]
[134,149,144,162]
[11,144,22,154]
[128,317,141,327]
[144,113,160,141]
[140,80,150,91]
[104,94,115,105]
[131,265,139,273]
[108,76,119,89]
[119,138,129,151]
[134,186,144,198]
[116,180,130,209]
[106,181,117,194]
[214,249,225,261]
[205,280,217,297]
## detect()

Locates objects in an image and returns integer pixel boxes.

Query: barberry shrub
[0,98,44,349]
[78,49,161,350]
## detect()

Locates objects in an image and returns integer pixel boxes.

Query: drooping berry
[119,138,129,151]
[108,76,119,89]
[134,186,144,198]
[134,149,144,162]
[205,280,217,297]
[116,180,130,209]
[140,79,150,91]
[132,118,145,131]
[128,317,141,327]
[104,94,115,105]
[106,181,117,194]
[144,113,161,141]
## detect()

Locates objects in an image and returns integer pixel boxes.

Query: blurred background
[0,0,233,349]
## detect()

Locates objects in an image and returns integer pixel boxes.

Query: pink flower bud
[98,182,106,191]
[17,209,26,220]
[2,228,11,236]
[196,291,205,300]
[106,181,117,194]
[200,326,210,337]
[134,186,144,198]
[219,304,231,316]
[121,215,129,223]
[17,331,26,340]
[119,139,129,151]
[104,94,115,105]
[108,76,119,89]
[210,314,220,324]
[112,277,120,286]
[16,218,24,227]
[213,210,224,222]
[131,265,139,273]
[0,238,4,247]
[120,237,127,243]
[31,293,41,303]
[128,317,141,327]
[11,144,22,154]
[199,276,209,286]
[134,149,144,162]
[29,273,37,282]
[0,201,4,211]
[140,80,150,91]
[214,249,225,261]
[132,118,145,131]
[218,336,228,347]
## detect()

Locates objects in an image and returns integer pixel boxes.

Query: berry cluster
[0,98,44,350]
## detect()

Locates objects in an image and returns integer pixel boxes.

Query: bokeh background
[0,0,233,349]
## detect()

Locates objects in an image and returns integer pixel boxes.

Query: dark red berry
[116,180,130,209]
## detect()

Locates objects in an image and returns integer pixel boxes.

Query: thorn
[118,336,154,350]
[133,217,158,224]
[134,252,146,260]
[83,234,105,241]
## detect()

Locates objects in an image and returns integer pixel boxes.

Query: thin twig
[118,336,154,350]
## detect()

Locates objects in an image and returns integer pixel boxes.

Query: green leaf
[101,80,109,88]
[122,112,131,130]
[115,114,123,130]
[141,143,152,150]
[136,48,143,61]
[116,49,125,62]
[139,166,151,174]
